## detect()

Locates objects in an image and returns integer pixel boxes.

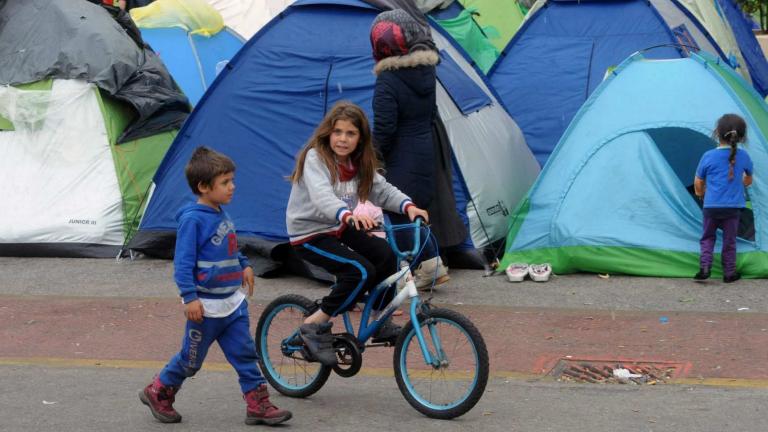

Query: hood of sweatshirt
[174,203,221,223]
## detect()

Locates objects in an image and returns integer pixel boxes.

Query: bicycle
[255,219,489,419]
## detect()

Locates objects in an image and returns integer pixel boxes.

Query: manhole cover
[547,358,687,384]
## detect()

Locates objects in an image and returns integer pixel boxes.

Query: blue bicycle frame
[283,219,445,367]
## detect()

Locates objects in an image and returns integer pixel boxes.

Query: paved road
[2,257,766,312]
[1,257,767,431]
[2,365,765,432]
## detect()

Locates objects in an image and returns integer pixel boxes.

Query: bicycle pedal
[365,342,393,348]
[370,336,397,345]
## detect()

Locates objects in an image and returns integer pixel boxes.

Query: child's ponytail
[725,130,738,180]
[714,114,747,181]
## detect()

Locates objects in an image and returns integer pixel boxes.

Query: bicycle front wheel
[255,294,331,398]
[393,308,489,419]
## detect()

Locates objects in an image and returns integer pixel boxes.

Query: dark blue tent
[128,0,539,274]
[488,0,736,167]
[717,0,768,97]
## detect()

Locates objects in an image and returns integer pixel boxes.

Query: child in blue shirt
[694,114,754,283]
[140,147,291,425]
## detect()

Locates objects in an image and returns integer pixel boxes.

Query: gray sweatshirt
[286,148,413,244]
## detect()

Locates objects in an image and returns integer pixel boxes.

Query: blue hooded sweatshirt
[173,203,250,304]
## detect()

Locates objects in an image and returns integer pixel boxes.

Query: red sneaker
[244,384,292,425]
[139,376,182,423]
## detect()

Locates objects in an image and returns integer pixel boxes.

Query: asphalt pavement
[1,257,766,431]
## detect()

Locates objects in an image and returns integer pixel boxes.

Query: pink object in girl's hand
[353,201,385,238]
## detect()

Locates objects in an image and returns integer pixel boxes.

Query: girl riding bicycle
[286,101,429,366]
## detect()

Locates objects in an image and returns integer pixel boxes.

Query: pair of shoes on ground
[693,268,741,283]
[413,256,450,291]
[140,377,291,425]
[505,263,552,282]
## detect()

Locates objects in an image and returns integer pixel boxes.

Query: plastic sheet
[0,0,189,143]
[0,81,125,248]
[130,0,225,36]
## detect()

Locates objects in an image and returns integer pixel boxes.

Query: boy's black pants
[294,228,397,316]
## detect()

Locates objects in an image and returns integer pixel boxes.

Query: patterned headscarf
[370,9,433,61]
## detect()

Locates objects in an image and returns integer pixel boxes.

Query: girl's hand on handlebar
[406,206,429,224]
[346,214,378,231]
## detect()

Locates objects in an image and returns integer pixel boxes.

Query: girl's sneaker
[528,263,552,282]
[505,263,529,282]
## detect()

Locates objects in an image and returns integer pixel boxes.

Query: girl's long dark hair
[714,113,747,180]
[290,102,380,202]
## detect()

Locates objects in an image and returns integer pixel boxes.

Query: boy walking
[139,147,291,425]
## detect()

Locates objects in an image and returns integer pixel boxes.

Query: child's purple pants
[699,209,741,276]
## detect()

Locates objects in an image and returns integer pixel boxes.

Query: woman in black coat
[370,9,449,287]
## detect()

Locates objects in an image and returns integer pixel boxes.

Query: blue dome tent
[717,0,768,98]
[128,0,539,274]
[488,0,748,167]
[500,51,768,278]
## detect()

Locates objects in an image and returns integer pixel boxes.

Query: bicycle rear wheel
[255,294,331,397]
[393,308,489,419]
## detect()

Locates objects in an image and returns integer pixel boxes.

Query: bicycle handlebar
[346,216,429,260]
[383,218,424,260]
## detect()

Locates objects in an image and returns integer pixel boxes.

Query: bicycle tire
[256,294,331,398]
[393,308,489,419]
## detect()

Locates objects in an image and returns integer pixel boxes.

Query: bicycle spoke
[259,299,328,394]
[400,316,481,409]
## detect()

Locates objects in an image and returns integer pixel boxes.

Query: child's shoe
[413,256,450,290]
[299,322,337,366]
[371,317,402,343]
[693,268,711,281]
[139,376,182,423]
[723,272,741,283]
[505,263,529,282]
[528,263,552,282]
[244,384,292,425]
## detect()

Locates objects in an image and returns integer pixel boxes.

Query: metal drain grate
[548,358,687,384]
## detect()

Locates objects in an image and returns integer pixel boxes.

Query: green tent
[433,0,527,73]
[0,80,175,257]
[0,0,185,257]
[459,0,526,52]
[434,7,499,72]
